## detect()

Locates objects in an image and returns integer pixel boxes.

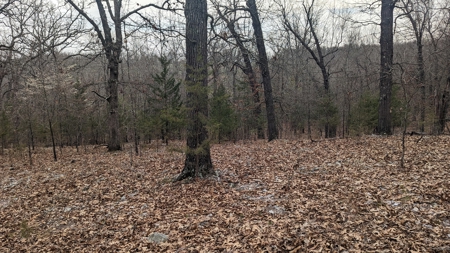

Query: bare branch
[120,0,178,22]
[92,90,110,101]
[65,0,106,47]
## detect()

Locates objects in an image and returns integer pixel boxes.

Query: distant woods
[1,0,450,153]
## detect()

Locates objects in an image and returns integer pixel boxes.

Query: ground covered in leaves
[1,136,449,252]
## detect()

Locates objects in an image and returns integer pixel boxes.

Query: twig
[91,91,110,101]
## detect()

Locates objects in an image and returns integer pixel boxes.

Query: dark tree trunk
[438,92,449,134]
[134,128,139,155]
[49,119,57,161]
[106,58,121,151]
[101,0,122,151]
[378,0,396,135]
[246,0,278,142]
[437,80,449,134]
[176,0,213,181]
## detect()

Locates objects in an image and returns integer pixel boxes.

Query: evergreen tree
[149,56,184,144]
[349,92,379,135]
[0,110,11,154]
[210,84,238,142]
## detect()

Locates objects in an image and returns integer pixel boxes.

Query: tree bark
[101,0,122,151]
[378,0,397,135]
[246,0,278,141]
[176,0,213,181]
[437,79,449,134]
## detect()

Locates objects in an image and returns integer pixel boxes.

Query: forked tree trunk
[176,0,214,181]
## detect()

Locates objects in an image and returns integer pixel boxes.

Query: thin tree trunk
[437,80,449,134]
[29,120,34,150]
[28,132,32,166]
[247,0,278,141]
[134,128,139,156]
[49,119,57,161]
[418,43,426,132]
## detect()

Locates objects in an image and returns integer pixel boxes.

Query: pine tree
[210,84,238,142]
[148,56,183,144]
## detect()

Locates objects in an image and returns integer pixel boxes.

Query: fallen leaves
[0,135,449,252]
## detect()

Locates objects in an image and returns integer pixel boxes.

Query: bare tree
[279,0,343,138]
[0,0,14,13]
[176,0,214,181]
[65,0,172,151]
[399,0,430,132]
[424,1,450,134]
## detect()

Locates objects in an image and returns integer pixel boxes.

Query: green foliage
[349,85,403,135]
[290,103,307,132]
[349,92,379,134]
[151,56,182,110]
[145,56,185,143]
[390,84,403,128]
[316,96,339,131]
[20,220,33,238]
[209,84,238,142]
[233,79,266,138]
[0,110,11,141]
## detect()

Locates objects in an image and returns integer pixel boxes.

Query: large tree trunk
[104,1,122,151]
[246,0,278,142]
[176,0,213,181]
[378,0,396,135]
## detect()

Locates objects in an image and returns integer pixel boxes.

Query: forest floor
[0,136,449,252]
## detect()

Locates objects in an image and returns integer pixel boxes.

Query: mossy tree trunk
[176,0,214,181]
